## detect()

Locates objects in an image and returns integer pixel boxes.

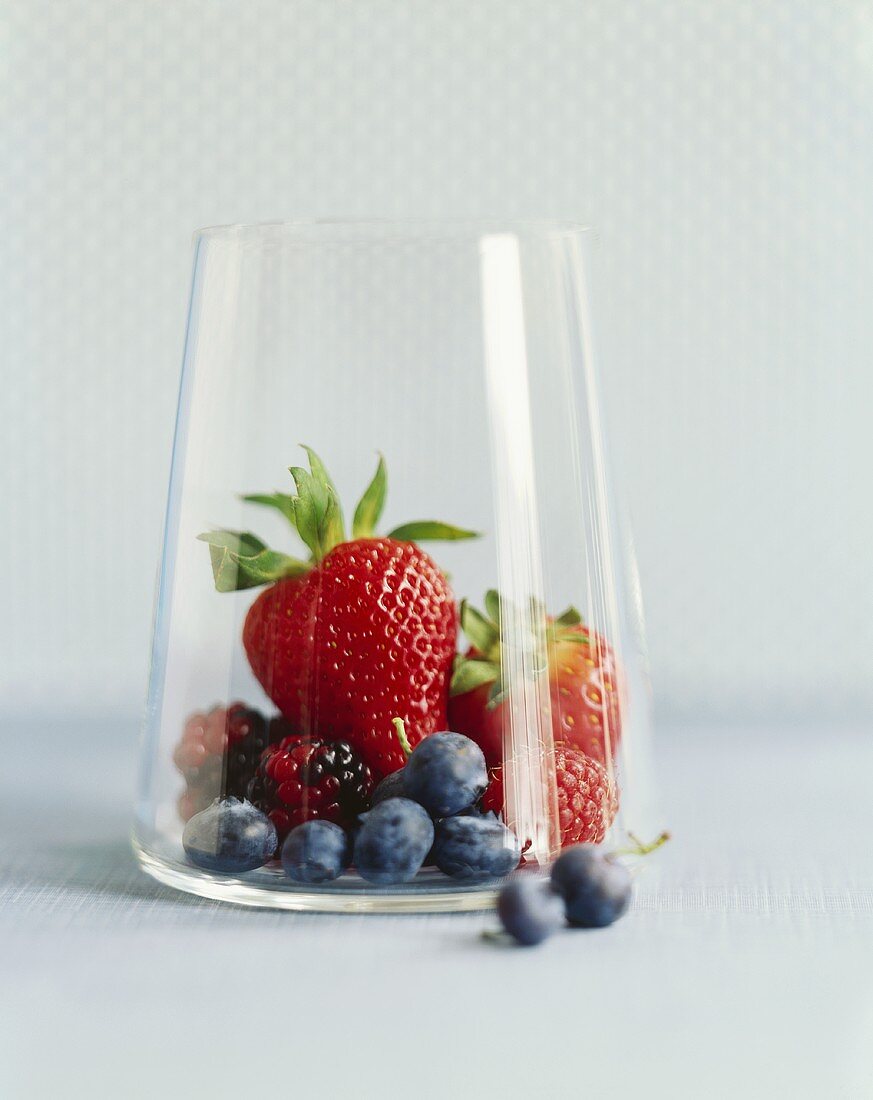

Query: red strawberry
[448,592,622,767]
[199,449,476,779]
[243,538,457,776]
[447,680,504,768]
[482,743,619,847]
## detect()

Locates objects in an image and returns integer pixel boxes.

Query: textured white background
[2,0,872,723]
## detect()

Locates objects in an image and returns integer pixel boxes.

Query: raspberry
[173,703,292,820]
[482,743,618,847]
[247,736,374,841]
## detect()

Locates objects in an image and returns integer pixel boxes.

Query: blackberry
[223,705,294,801]
[173,703,292,820]
[248,735,374,841]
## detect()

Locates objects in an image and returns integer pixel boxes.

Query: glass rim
[193,218,593,244]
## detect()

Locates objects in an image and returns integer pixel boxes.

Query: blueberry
[354,798,434,885]
[497,877,566,946]
[550,844,632,927]
[182,797,277,873]
[403,732,487,817]
[432,813,521,882]
[281,820,351,884]
[370,768,406,807]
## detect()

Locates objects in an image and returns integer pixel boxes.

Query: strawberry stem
[611,830,671,858]
[480,929,510,944]
[392,717,413,758]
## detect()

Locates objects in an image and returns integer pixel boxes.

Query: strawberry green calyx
[450,590,587,707]
[196,531,309,592]
[388,521,478,542]
[450,592,502,705]
[352,453,387,539]
[200,446,479,593]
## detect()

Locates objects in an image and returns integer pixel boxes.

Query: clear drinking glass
[134,220,659,912]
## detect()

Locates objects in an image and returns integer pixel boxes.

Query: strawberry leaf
[302,445,339,496]
[460,599,499,656]
[206,448,482,590]
[352,453,387,539]
[197,530,309,592]
[241,492,298,528]
[302,445,345,541]
[289,467,323,557]
[321,489,345,557]
[387,520,479,543]
[450,654,499,696]
[554,605,582,627]
[486,680,508,710]
[554,631,592,644]
[483,589,503,628]
[202,530,265,556]
[288,448,349,560]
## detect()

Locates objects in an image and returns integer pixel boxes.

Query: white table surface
[2,718,872,1100]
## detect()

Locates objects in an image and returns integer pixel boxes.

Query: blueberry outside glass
[134,220,660,912]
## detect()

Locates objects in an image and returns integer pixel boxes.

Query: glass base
[132,835,500,913]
